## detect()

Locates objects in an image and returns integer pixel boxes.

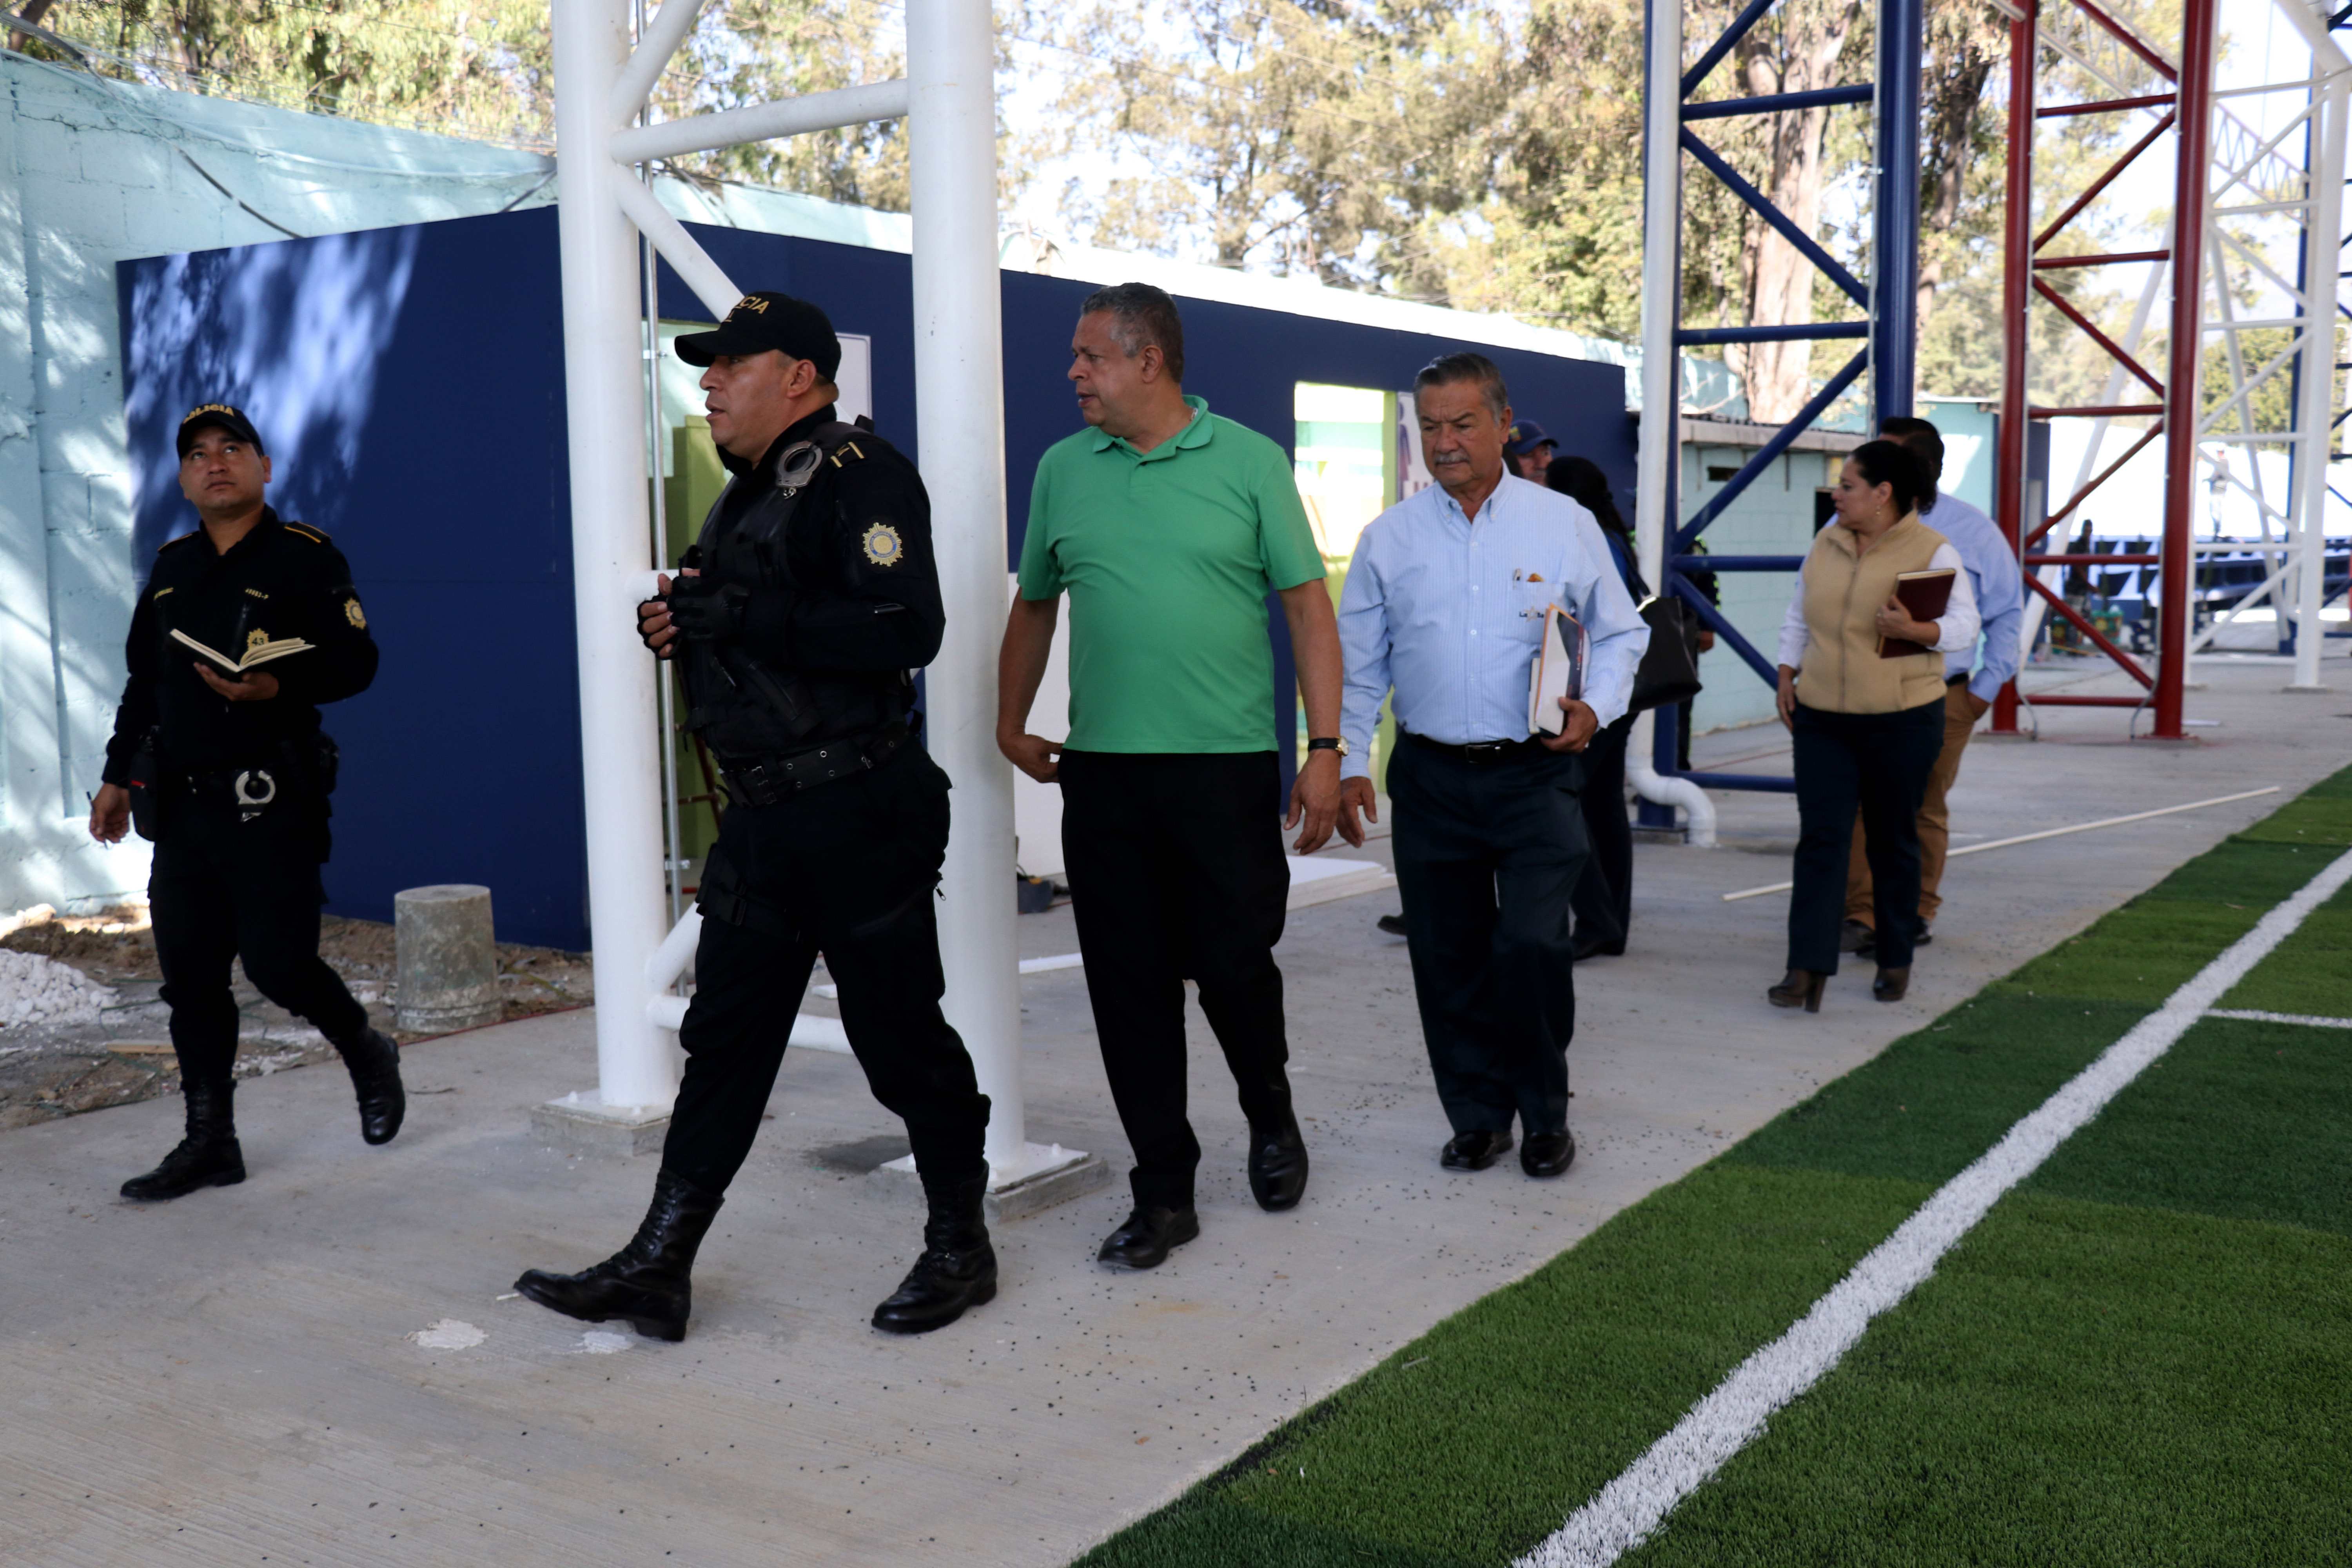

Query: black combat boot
[329,1025,405,1145]
[121,1078,246,1201]
[514,1170,724,1342]
[871,1176,997,1334]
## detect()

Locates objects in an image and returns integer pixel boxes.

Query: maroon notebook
[1877,568,1956,658]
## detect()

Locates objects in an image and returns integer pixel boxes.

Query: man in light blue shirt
[1333,352,1647,1180]
[1844,416,2026,953]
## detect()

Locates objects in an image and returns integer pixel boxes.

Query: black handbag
[1629,592,1704,712]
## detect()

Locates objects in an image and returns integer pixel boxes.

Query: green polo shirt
[1018,396,1323,753]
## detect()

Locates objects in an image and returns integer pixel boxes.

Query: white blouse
[1776,540,1983,671]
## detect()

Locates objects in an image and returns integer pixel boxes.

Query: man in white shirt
[1334,354,1648,1178]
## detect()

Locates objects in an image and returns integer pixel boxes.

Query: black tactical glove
[664,578,751,642]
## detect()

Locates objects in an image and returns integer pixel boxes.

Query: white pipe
[1626,709,1717,848]
[1626,0,1712,845]
[2290,72,2345,691]
[907,0,1025,1176]
[644,906,702,991]
[551,0,679,1111]
[606,0,706,125]
[609,169,740,319]
[610,79,912,163]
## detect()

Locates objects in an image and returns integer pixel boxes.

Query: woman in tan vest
[1769,440,1980,1010]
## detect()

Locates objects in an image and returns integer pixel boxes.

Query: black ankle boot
[330,1025,405,1145]
[872,1176,998,1334]
[514,1169,724,1341]
[122,1079,246,1201]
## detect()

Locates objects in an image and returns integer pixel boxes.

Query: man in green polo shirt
[998,281,1349,1271]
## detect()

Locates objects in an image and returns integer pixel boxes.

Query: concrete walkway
[3,659,2346,1568]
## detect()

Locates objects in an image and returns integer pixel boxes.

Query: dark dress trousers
[1788,697,1946,974]
[1388,736,1587,1138]
[1057,749,1295,1211]
[1569,710,1636,949]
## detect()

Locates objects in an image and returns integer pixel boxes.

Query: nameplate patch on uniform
[861,523,905,568]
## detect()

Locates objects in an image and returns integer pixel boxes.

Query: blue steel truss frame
[1638,0,1924,818]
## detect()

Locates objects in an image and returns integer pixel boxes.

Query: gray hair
[1078,281,1186,383]
[1413,351,1510,423]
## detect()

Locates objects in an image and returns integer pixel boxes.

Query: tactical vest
[681,419,911,759]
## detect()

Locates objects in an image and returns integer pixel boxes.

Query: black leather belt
[1404,731,1542,765]
[719,720,911,808]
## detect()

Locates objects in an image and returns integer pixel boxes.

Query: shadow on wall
[121,229,419,562]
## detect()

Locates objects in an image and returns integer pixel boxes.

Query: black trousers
[1388,737,1585,1138]
[1788,698,1947,975]
[150,789,368,1089]
[665,745,989,1200]
[1058,750,1294,1211]
[1570,711,1635,947]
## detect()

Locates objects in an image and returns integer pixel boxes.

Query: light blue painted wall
[0,53,554,915]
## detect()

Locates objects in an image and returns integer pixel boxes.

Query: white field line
[1519,844,2352,1568]
[2209,1008,2352,1029]
[1720,787,2284,902]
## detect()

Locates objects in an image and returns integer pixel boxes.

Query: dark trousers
[1058,750,1294,1211]
[1788,698,1946,975]
[150,789,368,1089]
[1570,712,1635,947]
[665,746,989,1200]
[1388,737,1585,1138]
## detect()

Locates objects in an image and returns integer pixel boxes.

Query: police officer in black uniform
[514,293,996,1340]
[90,403,405,1201]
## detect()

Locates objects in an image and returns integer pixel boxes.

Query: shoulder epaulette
[157,531,198,552]
[282,521,332,544]
[827,439,869,469]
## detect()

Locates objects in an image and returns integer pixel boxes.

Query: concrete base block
[866,1144,1112,1222]
[531,1095,671,1158]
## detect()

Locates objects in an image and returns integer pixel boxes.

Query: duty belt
[1404,730,1543,765]
[718,720,913,808]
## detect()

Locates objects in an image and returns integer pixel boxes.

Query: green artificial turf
[1071,1165,1930,1568]
[2217,893,2352,1019]
[1623,1194,2352,1568]
[2024,1015,2352,1236]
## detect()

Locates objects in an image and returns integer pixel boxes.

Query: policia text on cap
[511,292,998,1341]
[90,403,407,1202]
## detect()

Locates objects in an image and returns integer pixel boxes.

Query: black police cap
[177,402,267,457]
[674,292,843,379]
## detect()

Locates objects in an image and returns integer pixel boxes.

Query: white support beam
[606,0,707,125]
[550,0,679,1115]
[2290,69,2347,690]
[610,79,912,164]
[609,169,739,319]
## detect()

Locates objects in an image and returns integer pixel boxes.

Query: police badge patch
[861,523,906,567]
[345,597,367,629]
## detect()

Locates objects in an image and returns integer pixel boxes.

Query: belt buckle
[1464,740,1511,762]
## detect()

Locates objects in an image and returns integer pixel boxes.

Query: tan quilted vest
[1794,513,1950,714]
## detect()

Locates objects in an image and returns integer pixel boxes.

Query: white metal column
[551,0,676,1112]
[2290,70,2348,691]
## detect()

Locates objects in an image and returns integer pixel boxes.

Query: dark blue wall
[122,209,1633,951]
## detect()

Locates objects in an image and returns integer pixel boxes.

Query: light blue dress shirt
[1920,492,2025,702]
[1337,474,1649,781]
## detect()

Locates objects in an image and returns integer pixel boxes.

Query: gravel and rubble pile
[0,948,118,1029]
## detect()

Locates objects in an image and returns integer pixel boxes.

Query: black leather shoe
[122,1080,245,1201]
[1439,1129,1514,1171]
[1376,913,1408,937]
[330,1025,405,1146]
[1521,1130,1575,1178]
[1572,935,1626,961]
[1097,1205,1200,1270]
[515,1169,724,1341]
[1247,1114,1310,1211]
[1840,919,1876,955]
[1871,965,1911,1003]
[873,1177,997,1334]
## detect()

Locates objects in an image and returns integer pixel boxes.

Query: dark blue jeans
[1788,698,1947,975]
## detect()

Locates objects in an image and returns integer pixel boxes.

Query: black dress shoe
[872,1178,997,1334]
[330,1026,405,1145]
[1439,1129,1514,1171]
[1521,1130,1575,1178]
[1572,935,1626,961]
[515,1169,724,1341]
[1376,913,1408,937]
[1871,965,1911,1002]
[1097,1205,1200,1270]
[121,1080,245,1202]
[1247,1115,1310,1211]
[1840,919,1876,955]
